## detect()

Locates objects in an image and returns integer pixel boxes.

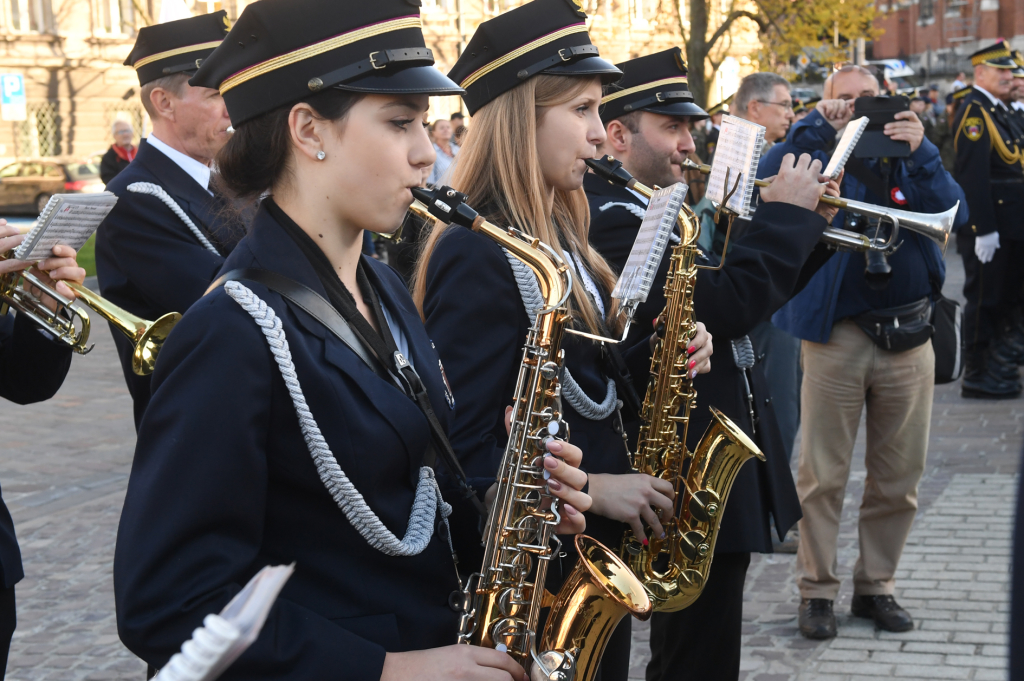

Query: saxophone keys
[688,489,722,524]
[678,530,710,562]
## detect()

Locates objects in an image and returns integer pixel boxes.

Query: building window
[99,0,135,35]
[9,0,52,33]
[918,0,935,24]
[14,101,60,158]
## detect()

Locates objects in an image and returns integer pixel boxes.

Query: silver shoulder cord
[503,249,618,421]
[222,280,452,557]
[127,182,221,256]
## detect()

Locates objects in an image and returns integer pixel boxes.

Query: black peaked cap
[447,0,621,116]
[125,11,230,86]
[600,47,707,124]
[970,40,1017,68]
[191,0,463,126]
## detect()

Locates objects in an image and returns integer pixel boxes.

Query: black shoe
[962,350,1022,399]
[798,598,836,640]
[989,343,1022,379]
[851,594,914,632]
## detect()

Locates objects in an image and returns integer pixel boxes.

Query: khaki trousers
[796,320,934,600]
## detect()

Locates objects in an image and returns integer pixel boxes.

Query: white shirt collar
[1013,101,1024,112]
[146,134,213,194]
[973,84,1009,110]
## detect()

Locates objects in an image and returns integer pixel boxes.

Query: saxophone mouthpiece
[584,155,636,188]
[411,186,480,230]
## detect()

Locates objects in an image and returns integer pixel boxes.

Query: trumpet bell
[132,312,183,376]
[840,199,959,254]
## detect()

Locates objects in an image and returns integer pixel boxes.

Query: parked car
[790,87,818,103]
[0,159,105,215]
[867,59,921,95]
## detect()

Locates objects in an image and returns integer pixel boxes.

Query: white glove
[975,231,1001,264]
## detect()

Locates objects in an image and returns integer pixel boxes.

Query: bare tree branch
[707,10,766,49]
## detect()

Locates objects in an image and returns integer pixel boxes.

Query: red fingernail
[689,359,696,369]
[642,538,649,546]
[688,346,696,354]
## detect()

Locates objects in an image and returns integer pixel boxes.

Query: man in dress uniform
[586,48,836,681]
[0,224,86,677]
[702,98,728,162]
[953,40,1024,398]
[96,12,241,429]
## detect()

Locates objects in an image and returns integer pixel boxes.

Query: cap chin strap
[306,47,435,92]
[623,90,696,113]
[515,44,600,81]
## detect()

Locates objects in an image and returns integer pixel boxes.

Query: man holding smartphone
[954,41,1024,399]
[759,64,966,639]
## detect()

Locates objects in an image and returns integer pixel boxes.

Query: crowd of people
[0,0,1022,680]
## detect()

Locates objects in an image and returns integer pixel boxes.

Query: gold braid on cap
[602,77,689,104]
[219,15,423,94]
[133,40,225,70]
[971,44,1012,66]
[459,23,589,89]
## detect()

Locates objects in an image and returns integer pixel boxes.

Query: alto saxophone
[411,187,652,681]
[584,156,765,613]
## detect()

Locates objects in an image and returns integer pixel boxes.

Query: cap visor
[640,100,709,121]
[336,64,465,96]
[543,55,622,84]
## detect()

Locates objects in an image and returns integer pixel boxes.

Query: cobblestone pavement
[0,246,1017,680]
[629,243,1021,680]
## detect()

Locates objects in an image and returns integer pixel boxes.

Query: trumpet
[679,159,957,254]
[0,260,180,376]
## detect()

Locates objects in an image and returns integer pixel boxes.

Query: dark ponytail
[216,88,364,201]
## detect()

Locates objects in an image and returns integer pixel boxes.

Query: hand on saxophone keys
[497,405,592,536]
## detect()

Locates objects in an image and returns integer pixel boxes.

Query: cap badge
[222,15,231,31]
[308,77,324,92]
[674,50,686,72]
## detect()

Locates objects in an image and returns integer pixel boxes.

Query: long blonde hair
[413,74,619,335]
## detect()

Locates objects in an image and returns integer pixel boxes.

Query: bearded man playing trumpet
[585,48,842,681]
[760,64,967,640]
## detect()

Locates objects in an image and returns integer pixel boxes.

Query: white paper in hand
[13,193,117,261]
[612,182,687,317]
[153,564,295,681]
[824,116,869,180]
[705,115,766,217]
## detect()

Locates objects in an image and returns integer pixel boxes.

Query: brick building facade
[872,0,1024,79]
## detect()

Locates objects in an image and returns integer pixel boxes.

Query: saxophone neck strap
[209,268,487,518]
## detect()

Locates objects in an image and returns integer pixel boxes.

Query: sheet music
[13,193,117,261]
[824,116,869,180]
[705,115,766,217]
[612,182,687,306]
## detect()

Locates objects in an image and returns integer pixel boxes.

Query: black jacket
[953,90,1024,241]
[114,204,462,679]
[100,146,133,185]
[95,139,242,428]
[423,224,652,567]
[0,314,73,587]
[586,172,831,552]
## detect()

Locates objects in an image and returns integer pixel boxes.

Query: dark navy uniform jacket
[586,172,830,552]
[0,314,72,588]
[114,204,461,680]
[96,139,242,428]
[423,225,652,564]
[953,89,1024,241]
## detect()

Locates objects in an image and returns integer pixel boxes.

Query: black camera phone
[853,95,912,159]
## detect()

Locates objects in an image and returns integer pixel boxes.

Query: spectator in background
[928,85,943,119]
[732,72,794,148]
[100,120,137,185]
[427,118,459,187]
[952,71,968,91]
[761,64,966,639]
[450,111,465,128]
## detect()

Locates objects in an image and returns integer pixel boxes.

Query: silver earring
[316,150,326,161]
